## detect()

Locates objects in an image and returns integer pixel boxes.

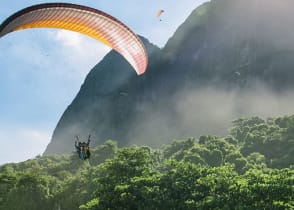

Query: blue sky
[0,0,208,165]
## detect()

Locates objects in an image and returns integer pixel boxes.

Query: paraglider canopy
[0,3,148,75]
[156,9,165,21]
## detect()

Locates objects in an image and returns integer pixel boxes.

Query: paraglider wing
[0,3,148,75]
[156,9,164,21]
[156,9,164,18]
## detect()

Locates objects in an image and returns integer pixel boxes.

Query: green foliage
[88,140,117,166]
[1,172,53,210]
[163,138,195,159]
[0,172,17,207]
[0,116,294,209]
[79,198,99,210]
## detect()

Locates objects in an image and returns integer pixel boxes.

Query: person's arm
[75,135,80,142]
[74,141,79,150]
[87,134,91,145]
[75,135,80,150]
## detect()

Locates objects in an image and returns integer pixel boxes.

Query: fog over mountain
[44,0,294,155]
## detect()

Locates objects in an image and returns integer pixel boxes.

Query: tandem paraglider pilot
[75,135,91,160]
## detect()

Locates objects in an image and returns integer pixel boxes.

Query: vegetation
[1,116,293,210]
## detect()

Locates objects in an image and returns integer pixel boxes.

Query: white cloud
[52,29,111,77]
[0,126,51,165]
[55,29,82,47]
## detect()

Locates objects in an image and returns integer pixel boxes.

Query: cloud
[127,84,294,148]
[52,29,111,78]
[0,126,51,165]
[55,29,81,47]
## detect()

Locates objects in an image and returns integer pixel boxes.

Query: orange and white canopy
[0,3,148,75]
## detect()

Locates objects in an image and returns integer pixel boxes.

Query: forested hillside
[1,115,293,209]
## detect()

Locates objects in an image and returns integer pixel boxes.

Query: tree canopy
[0,116,293,210]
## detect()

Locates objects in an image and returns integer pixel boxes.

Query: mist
[127,83,294,147]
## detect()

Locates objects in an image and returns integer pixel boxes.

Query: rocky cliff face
[44,0,294,155]
[44,37,161,154]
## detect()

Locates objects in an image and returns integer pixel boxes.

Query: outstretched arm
[74,142,80,151]
[75,135,80,150]
[87,134,91,146]
[75,135,80,142]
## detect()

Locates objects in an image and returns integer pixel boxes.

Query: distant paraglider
[0,3,148,75]
[157,9,165,21]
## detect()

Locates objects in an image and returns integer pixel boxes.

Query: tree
[3,172,52,210]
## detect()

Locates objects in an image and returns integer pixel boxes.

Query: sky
[0,0,208,165]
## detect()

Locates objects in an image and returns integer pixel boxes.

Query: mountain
[44,37,161,154]
[44,0,294,155]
